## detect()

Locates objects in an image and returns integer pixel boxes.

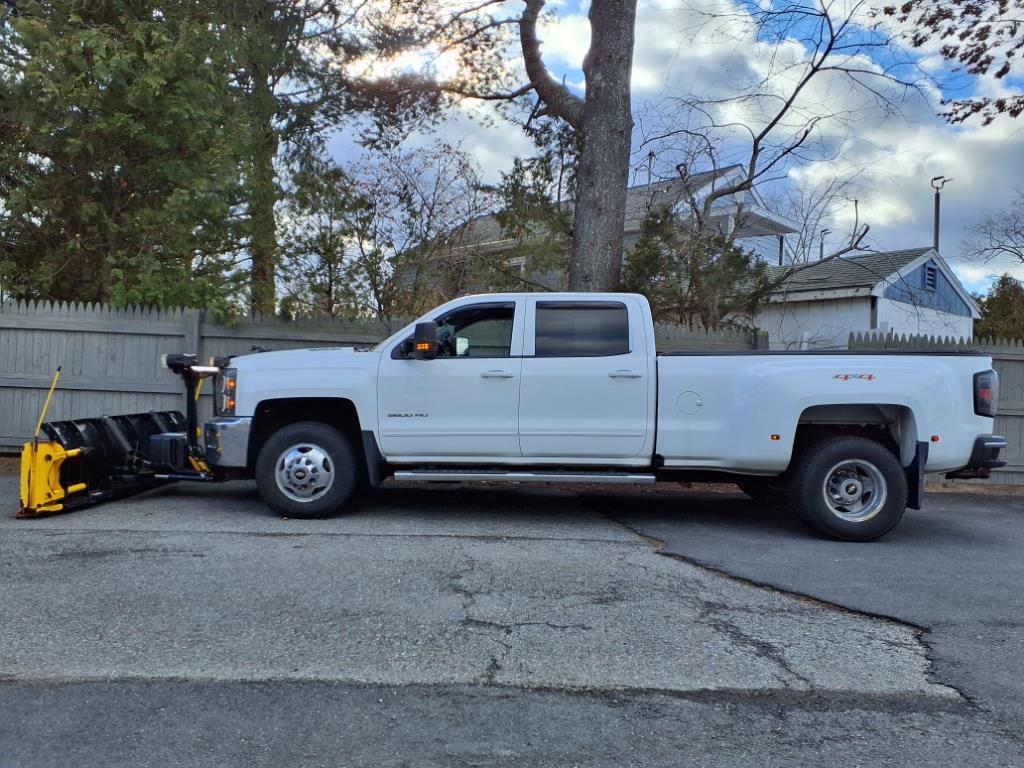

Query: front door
[377,300,524,459]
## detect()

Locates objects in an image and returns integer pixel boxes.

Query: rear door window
[534,302,630,357]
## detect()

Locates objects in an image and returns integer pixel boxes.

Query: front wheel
[787,436,908,542]
[255,422,358,519]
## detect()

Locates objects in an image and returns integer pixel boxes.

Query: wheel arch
[794,403,918,467]
[249,398,373,482]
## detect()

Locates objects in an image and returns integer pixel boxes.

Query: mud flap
[905,441,928,510]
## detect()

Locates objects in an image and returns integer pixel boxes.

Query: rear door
[518,298,653,459]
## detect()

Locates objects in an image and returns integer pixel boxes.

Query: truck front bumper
[945,434,1007,480]
[204,417,252,468]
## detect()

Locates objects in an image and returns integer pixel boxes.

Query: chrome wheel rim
[822,459,887,523]
[275,443,335,503]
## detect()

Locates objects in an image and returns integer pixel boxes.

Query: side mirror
[412,322,438,360]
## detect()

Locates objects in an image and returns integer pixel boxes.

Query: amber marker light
[770,434,781,441]
[416,342,432,351]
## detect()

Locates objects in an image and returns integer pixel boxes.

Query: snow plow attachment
[19,411,192,517]
[18,355,223,518]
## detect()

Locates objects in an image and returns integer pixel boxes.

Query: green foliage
[621,208,775,328]
[0,0,247,313]
[278,157,379,320]
[974,275,1024,341]
[280,143,492,327]
[0,0,512,314]
[481,119,578,292]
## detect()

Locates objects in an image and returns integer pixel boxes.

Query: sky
[331,0,1024,296]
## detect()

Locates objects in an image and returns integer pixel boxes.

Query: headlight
[215,368,237,415]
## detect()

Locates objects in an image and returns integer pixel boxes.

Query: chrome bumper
[204,417,252,468]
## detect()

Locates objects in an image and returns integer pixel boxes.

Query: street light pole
[931,176,953,252]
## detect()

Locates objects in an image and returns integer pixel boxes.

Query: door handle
[481,370,515,379]
[608,370,643,379]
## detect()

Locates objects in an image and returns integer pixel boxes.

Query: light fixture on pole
[931,176,953,252]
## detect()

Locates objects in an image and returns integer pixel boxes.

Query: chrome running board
[392,469,656,484]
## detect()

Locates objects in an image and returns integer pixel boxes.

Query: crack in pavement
[0,486,967,704]
[598,508,972,705]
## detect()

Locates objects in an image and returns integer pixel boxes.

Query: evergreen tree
[975,275,1024,341]
[621,209,774,329]
[0,0,247,311]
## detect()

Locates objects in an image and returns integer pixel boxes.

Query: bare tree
[770,172,875,265]
[407,0,638,291]
[640,0,917,256]
[279,143,494,328]
[963,191,1024,264]
[520,0,638,291]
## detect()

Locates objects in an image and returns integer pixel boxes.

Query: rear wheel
[787,436,907,541]
[255,422,358,519]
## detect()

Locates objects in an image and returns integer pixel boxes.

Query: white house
[758,247,979,349]
[438,165,800,280]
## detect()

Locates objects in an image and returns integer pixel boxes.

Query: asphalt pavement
[590,487,1024,724]
[0,475,1022,767]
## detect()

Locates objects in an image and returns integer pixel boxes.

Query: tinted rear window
[535,302,630,357]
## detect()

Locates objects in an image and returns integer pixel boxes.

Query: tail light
[215,368,237,415]
[974,369,998,418]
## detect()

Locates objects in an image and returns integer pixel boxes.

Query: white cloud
[952,260,1024,295]
[326,0,1024,294]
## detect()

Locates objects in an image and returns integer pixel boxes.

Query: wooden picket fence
[0,300,395,450]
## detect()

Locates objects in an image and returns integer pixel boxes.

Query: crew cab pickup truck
[204,293,1006,541]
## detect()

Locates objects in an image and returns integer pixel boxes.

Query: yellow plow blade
[18,441,88,518]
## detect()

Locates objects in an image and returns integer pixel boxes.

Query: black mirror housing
[412,322,438,360]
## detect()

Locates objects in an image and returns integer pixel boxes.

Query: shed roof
[769,248,932,294]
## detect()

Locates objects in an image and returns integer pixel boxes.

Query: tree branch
[520,0,584,129]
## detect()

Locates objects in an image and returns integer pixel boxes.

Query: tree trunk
[248,77,279,315]
[567,0,636,291]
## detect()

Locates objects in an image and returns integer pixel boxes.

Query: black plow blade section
[40,410,188,501]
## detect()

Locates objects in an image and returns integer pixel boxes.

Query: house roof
[448,165,783,252]
[767,247,981,319]
[769,248,930,294]
[621,167,739,231]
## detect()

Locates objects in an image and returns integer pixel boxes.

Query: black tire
[786,436,907,542]
[255,422,358,519]
[735,476,788,506]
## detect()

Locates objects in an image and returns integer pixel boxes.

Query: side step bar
[392,470,656,484]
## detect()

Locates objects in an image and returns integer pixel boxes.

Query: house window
[924,264,938,291]
[506,256,526,277]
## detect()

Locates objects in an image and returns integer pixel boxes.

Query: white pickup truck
[203,292,1005,541]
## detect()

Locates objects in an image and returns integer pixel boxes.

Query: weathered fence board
[0,302,396,450]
